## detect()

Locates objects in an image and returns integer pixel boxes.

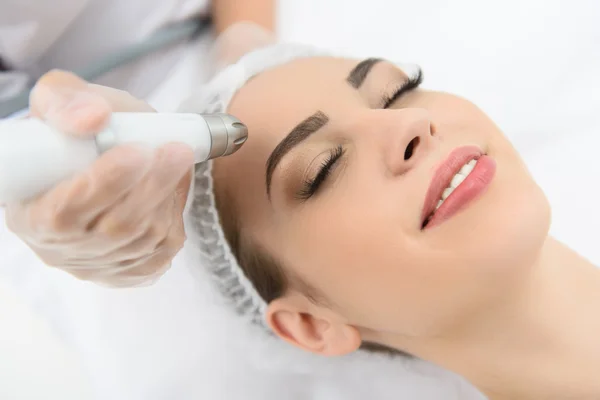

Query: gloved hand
[3,70,194,287]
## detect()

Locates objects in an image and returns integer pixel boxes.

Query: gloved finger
[79,246,176,287]
[30,70,155,137]
[91,261,173,288]
[87,84,155,113]
[11,216,145,257]
[119,220,185,281]
[19,145,153,240]
[32,218,149,260]
[100,200,185,286]
[120,194,185,267]
[68,212,184,288]
[29,70,112,136]
[65,194,177,266]
[174,161,193,213]
[93,142,194,237]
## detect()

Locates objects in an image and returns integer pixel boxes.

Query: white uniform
[0,0,599,399]
[0,0,211,110]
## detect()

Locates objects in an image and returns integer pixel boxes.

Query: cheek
[283,183,437,332]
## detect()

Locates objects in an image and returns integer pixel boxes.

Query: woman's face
[215,56,550,350]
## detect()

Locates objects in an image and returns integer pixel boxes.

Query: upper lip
[421,145,484,227]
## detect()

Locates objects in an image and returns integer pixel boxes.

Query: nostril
[404,137,420,160]
[430,122,437,136]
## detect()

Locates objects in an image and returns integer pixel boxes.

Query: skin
[213,57,600,399]
[212,0,277,34]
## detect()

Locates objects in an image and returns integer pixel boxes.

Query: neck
[400,237,600,399]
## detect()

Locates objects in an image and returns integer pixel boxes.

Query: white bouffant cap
[179,22,330,328]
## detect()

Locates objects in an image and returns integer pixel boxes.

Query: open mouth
[421,146,495,230]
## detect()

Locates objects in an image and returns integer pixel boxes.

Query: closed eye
[381,69,423,109]
[297,145,345,200]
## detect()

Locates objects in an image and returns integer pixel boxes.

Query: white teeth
[450,173,466,188]
[459,162,475,176]
[442,187,454,200]
[432,159,478,213]
[435,199,444,210]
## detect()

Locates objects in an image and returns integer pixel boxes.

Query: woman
[179,41,600,399]
[3,22,598,400]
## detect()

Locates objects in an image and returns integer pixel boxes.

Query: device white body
[0,113,212,203]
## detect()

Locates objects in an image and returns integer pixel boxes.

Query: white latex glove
[3,70,194,287]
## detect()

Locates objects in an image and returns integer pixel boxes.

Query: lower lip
[424,155,496,229]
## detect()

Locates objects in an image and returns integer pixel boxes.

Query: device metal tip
[221,115,248,156]
[202,113,248,159]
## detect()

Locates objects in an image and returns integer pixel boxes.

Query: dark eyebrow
[266,111,329,196]
[264,59,382,196]
[346,58,383,88]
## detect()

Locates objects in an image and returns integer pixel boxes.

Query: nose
[361,108,435,176]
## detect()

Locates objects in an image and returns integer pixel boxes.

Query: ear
[265,294,361,356]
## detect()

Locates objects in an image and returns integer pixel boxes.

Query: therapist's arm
[212,0,276,34]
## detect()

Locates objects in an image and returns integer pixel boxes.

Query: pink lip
[421,145,496,229]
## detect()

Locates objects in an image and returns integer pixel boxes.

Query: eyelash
[381,69,423,109]
[298,69,423,200]
[297,145,344,200]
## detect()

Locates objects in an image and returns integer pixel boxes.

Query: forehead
[230,57,358,133]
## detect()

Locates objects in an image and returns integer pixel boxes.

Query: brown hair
[213,176,408,357]
[213,180,288,304]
